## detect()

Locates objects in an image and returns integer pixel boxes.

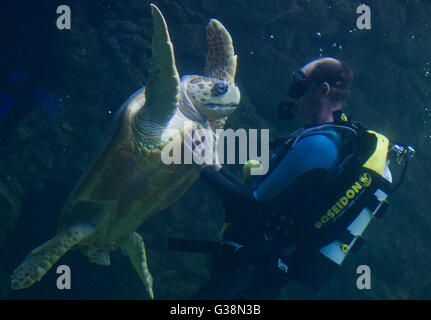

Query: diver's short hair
[307,57,353,103]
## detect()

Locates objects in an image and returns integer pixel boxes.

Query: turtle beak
[229,84,241,106]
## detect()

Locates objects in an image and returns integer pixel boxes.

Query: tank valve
[389,144,415,165]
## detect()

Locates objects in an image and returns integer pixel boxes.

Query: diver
[174,57,414,299]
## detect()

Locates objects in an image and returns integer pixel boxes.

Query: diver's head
[181,75,240,120]
[280,57,353,125]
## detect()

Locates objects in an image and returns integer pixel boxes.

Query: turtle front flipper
[204,19,237,83]
[121,232,154,299]
[205,19,238,131]
[134,4,180,130]
[11,224,95,289]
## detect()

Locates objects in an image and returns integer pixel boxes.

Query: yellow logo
[359,172,372,187]
[314,172,373,229]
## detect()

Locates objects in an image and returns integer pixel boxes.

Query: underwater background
[0,0,430,299]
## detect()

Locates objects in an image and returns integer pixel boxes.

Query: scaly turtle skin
[10,4,240,299]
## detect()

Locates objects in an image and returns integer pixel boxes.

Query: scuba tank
[242,111,415,266]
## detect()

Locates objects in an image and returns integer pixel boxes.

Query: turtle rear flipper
[11,199,111,289]
[121,232,154,299]
[11,224,94,289]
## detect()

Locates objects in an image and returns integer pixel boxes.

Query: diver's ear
[320,82,330,98]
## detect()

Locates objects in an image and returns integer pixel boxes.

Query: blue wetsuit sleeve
[253,134,339,202]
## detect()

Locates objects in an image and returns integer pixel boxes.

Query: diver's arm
[200,134,339,220]
[200,165,266,223]
[200,165,254,203]
[187,124,248,200]
[218,166,244,185]
[253,134,339,202]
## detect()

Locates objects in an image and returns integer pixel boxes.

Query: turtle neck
[178,79,208,123]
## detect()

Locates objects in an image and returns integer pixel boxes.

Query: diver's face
[287,66,322,120]
[184,76,240,120]
[289,59,345,124]
[295,90,316,121]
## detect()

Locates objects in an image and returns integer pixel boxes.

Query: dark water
[1,0,431,300]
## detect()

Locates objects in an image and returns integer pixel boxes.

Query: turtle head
[181,75,240,120]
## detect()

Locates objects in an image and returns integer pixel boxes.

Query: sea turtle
[11,4,240,298]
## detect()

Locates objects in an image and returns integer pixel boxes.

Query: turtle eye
[212,81,228,96]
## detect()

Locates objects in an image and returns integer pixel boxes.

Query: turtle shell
[58,88,200,250]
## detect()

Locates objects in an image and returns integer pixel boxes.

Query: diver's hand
[184,125,222,171]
